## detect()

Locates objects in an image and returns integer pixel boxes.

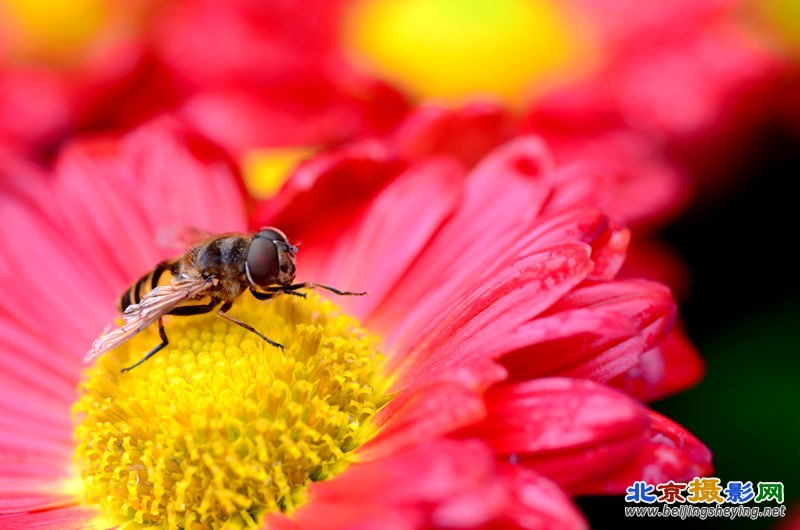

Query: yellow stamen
[73,294,390,529]
[341,0,600,107]
[242,147,315,200]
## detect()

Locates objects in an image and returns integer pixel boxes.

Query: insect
[84,227,364,373]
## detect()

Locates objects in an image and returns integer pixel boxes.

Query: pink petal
[0,380,75,511]
[0,376,73,462]
[0,118,252,423]
[576,411,713,495]
[463,378,648,474]
[504,208,610,256]
[0,180,113,374]
[360,380,487,460]
[493,465,588,530]
[285,440,502,529]
[462,378,647,460]
[459,378,710,495]
[315,158,464,319]
[0,493,78,516]
[267,503,420,530]
[609,326,705,401]
[282,439,583,529]
[54,117,248,284]
[395,243,594,389]
[498,279,676,383]
[584,221,630,281]
[253,140,400,255]
[538,163,619,216]
[367,136,558,346]
[0,504,102,530]
[390,102,517,167]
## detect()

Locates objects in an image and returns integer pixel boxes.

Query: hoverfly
[84,227,364,373]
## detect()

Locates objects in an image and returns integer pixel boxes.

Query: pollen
[72,293,390,529]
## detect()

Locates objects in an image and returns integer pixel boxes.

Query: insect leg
[120,303,218,373]
[120,317,169,373]
[249,288,286,300]
[281,283,367,296]
[167,303,217,316]
[217,301,284,350]
[253,286,305,299]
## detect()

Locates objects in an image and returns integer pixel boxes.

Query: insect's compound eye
[246,235,280,287]
[255,227,289,245]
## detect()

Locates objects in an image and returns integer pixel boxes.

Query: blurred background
[2,0,798,527]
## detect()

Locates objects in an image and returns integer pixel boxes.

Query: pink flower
[0,0,408,159]
[0,119,710,529]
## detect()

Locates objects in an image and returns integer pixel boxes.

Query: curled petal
[576,411,713,495]
[498,280,676,382]
[459,378,710,495]
[610,327,705,401]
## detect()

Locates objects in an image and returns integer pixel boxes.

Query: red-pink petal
[609,326,705,401]
[493,465,588,530]
[361,380,487,460]
[279,439,584,530]
[498,280,676,383]
[459,378,710,495]
[390,102,517,167]
[0,378,72,460]
[396,243,594,388]
[309,158,464,319]
[0,503,101,530]
[1,118,251,418]
[54,117,248,284]
[253,140,400,244]
[463,378,647,458]
[367,136,558,346]
[576,411,713,495]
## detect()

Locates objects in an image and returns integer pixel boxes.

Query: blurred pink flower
[0,0,408,159]
[351,0,782,186]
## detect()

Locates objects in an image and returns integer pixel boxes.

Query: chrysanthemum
[0,119,710,529]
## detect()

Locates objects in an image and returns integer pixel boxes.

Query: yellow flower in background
[341,0,599,107]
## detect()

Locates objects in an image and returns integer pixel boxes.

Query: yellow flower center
[0,0,144,65]
[341,0,600,107]
[72,294,389,529]
[750,0,800,55]
[241,147,315,200]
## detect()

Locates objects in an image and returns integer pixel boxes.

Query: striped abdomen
[118,261,172,312]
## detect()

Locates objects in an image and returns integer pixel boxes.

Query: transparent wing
[83,274,210,364]
[156,225,212,252]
